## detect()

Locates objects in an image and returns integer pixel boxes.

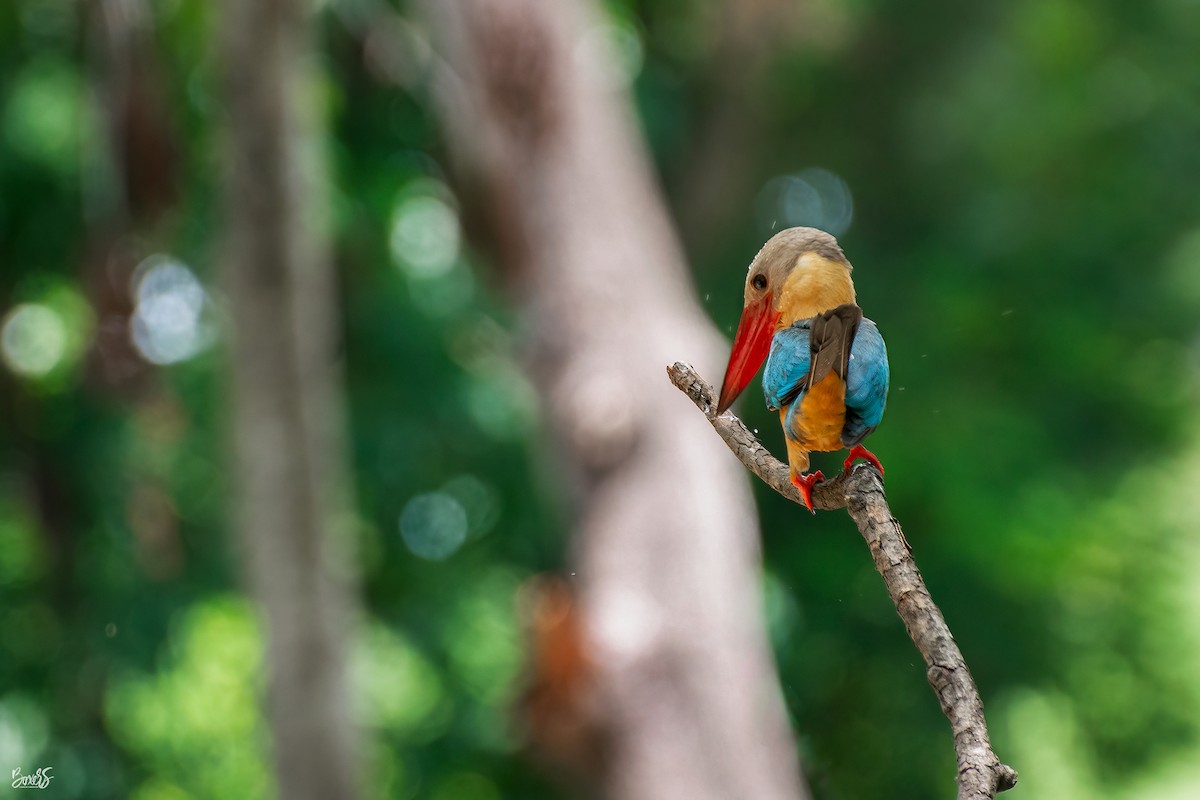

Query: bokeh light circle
[390,195,460,278]
[1,303,68,378]
[129,255,214,365]
[399,493,469,561]
[757,167,855,237]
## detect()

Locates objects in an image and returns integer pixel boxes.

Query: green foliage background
[2,0,1200,798]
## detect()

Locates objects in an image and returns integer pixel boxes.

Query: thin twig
[667,362,1018,800]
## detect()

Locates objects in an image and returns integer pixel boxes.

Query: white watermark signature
[11,768,54,790]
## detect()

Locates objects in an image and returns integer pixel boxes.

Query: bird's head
[716,227,853,413]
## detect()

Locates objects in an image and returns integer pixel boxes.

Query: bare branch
[667,361,1019,800]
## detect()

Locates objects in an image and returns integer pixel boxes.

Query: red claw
[791,470,825,514]
[843,444,884,475]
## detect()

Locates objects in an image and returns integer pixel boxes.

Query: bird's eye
[752,274,767,291]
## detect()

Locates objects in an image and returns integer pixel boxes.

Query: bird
[716,227,889,512]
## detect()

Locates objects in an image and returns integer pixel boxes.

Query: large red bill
[716,293,778,413]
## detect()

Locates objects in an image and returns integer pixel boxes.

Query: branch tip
[666,360,1017,800]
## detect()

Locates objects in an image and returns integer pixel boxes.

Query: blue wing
[842,318,889,446]
[762,322,811,412]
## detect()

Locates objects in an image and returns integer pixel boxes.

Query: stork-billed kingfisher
[716,227,889,512]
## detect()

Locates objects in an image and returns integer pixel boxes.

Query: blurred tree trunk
[218,2,359,799]
[421,1,809,798]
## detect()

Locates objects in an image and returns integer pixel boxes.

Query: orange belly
[781,371,846,452]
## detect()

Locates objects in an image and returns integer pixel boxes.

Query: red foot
[791,470,825,514]
[843,444,884,475]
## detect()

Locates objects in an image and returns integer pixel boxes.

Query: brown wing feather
[805,304,863,391]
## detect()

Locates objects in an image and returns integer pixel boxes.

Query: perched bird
[716,227,889,512]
